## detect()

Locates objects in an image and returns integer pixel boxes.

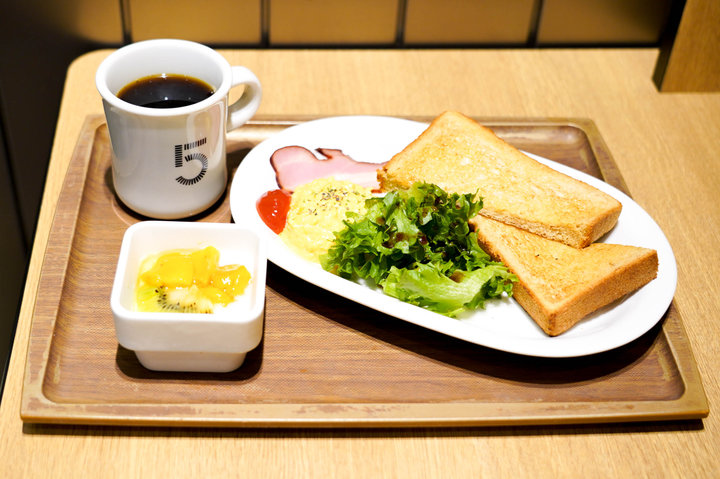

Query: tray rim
[20,114,709,428]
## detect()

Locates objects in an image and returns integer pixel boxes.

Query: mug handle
[227,66,262,131]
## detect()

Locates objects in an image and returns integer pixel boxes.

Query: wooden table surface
[1,48,718,478]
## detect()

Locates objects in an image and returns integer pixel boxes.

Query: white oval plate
[229,116,676,357]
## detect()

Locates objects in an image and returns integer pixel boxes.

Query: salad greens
[320,182,516,317]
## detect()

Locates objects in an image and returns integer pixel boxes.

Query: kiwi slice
[135,284,215,314]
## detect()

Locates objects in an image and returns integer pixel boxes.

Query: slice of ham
[270,146,386,192]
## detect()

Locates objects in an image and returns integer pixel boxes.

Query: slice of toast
[470,215,658,336]
[378,111,622,248]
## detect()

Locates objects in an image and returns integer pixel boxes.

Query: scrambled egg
[280,177,372,262]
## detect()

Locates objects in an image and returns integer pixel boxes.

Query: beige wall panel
[655,0,720,92]
[537,0,672,45]
[62,0,124,43]
[269,0,399,45]
[130,0,262,45]
[404,0,536,45]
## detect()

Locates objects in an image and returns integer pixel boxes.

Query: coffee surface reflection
[118,74,215,109]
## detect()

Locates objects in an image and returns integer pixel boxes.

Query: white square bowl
[110,221,267,372]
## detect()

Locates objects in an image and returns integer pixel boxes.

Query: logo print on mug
[175,138,209,186]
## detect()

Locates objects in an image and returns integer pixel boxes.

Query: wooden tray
[21,115,709,427]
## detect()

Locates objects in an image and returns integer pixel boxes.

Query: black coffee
[118,74,215,108]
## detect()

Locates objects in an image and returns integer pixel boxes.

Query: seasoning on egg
[280,177,372,262]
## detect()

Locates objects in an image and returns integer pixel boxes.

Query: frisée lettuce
[320,183,516,317]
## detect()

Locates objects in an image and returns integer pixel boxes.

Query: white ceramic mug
[95,39,262,219]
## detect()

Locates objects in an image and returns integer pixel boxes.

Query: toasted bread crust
[378,111,622,248]
[471,215,658,336]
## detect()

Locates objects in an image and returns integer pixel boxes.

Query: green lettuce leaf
[383,263,516,316]
[320,182,517,317]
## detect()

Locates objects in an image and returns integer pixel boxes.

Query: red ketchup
[256,189,291,234]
